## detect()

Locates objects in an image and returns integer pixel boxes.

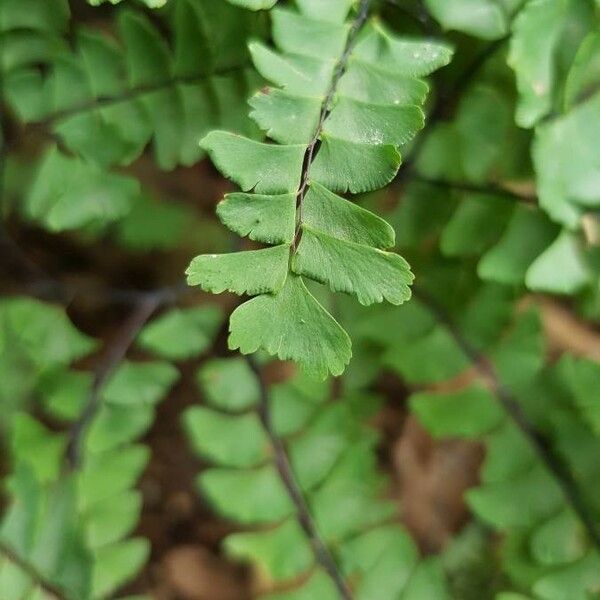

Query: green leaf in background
[137,305,223,360]
[196,357,261,412]
[27,147,139,232]
[478,207,558,285]
[533,93,600,228]
[102,360,179,406]
[0,0,69,32]
[0,297,96,369]
[557,355,600,435]
[425,0,508,40]
[564,32,600,110]
[186,245,290,295]
[88,0,169,6]
[410,386,504,438]
[441,193,514,257]
[525,230,591,294]
[184,359,449,596]
[225,0,277,9]
[508,0,568,128]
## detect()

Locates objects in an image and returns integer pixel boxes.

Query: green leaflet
[557,355,600,435]
[0,297,96,369]
[338,60,429,105]
[201,131,304,193]
[508,0,569,128]
[294,226,413,305]
[530,510,586,567]
[352,21,453,77]
[228,275,351,380]
[188,5,451,375]
[425,0,508,40]
[296,0,355,23]
[183,407,268,467]
[272,7,349,59]
[564,32,600,110]
[137,305,223,360]
[249,42,335,96]
[478,206,559,285]
[303,182,395,248]
[0,0,69,32]
[225,520,313,582]
[249,90,322,144]
[217,192,297,244]
[27,146,139,232]
[196,357,261,411]
[186,244,290,295]
[525,230,591,294]
[410,386,504,438]
[102,361,179,406]
[441,193,514,257]
[310,135,402,194]
[323,97,424,145]
[533,92,600,227]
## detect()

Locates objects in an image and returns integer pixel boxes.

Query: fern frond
[187,0,452,378]
[0,297,205,599]
[348,278,600,600]
[184,357,449,598]
[2,0,264,170]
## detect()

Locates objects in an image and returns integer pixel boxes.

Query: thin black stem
[292,0,371,251]
[66,293,164,467]
[0,540,68,599]
[412,174,537,204]
[246,357,353,600]
[413,286,600,550]
[36,64,248,126]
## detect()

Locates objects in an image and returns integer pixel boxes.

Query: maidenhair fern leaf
[136,305,223,360]
[477,206,558,285]
[187,1,452,377]
[398,298,600,600]
[184,358,449,597]
[0,297,180,599]
[3,0,263,170]
[27,146,140,231]
[228,275,351,380]
[425,0,508,40]
[533,92,600,228]
[525,230,591,294]
[0,0,69,33]
[508,0,570,128]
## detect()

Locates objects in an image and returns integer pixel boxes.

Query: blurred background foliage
[1,0,599,598]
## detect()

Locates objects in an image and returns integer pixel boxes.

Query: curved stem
[291,0,372,252]
[414,286,600,551]
[66,293,164,467]
[411,174,537,204]
[0,541,68,599]
[246,357,354,600]
[36,64,249,126]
